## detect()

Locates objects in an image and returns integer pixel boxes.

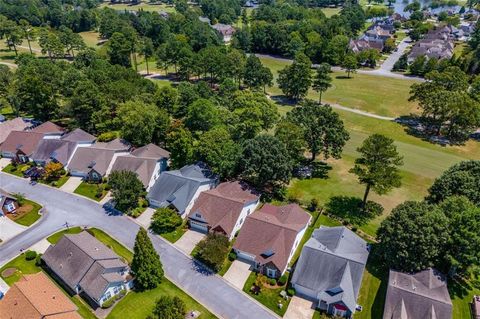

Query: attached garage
[189,220,208,233]
[235,250,256,263]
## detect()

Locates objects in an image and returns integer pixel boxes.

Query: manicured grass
[39,175,70,188]
[99,1,177,13]
[88,228,133,264]
[2,163,27,177]
[74,182,107,201]
[47,226,84,244]
[71,295,98,319]
[79,31,104,49]
[242,272,290,316]
[321,7,341,17]
[449,274,480,319]
[12,199,42,226]
[160,222,188,243]
[107,278,217,319]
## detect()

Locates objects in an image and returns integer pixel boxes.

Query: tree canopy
[131,227,164,290]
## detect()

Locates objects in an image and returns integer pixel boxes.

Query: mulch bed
[1,268,17,278]
[6,204,33,221]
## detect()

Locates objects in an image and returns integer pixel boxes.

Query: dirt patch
[1,268,17,278]
[7,204,33,221]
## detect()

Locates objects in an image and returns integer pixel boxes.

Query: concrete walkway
[59,176,82,193]
[135,207,156,229]
[284,297,316,319]
[28,238,51,254]
[175,230,205,255]
[223,260,252,290]
[0,158,11,170]
[0,216,27,243]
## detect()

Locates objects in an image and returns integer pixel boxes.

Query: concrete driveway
[174,230,205,255]
[223,260,252,290]
[135,207,156,229]
[59,176,82,193]
[0,216,27,243]
[0,158,10,170]
[284,296,316,319]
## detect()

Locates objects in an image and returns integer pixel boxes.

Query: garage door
[236,250,256,262]
[189,220,208,233]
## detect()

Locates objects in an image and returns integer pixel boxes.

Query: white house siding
[283,222,311,274]
[99,282,125,305]
[229,200,260,240]
[181,182,215,218]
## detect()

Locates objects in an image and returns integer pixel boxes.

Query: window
[5,202,15,212]
[104,291,112,301]
[266,268,276,278]
[239,218,244,225]
[196,213,202,218]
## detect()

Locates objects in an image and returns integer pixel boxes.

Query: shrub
[268,278,276,286]
[25,250,37,261]
[194,233,230,272]
[351,226,358,232]
[138,197,149,208]
[149,296,186,319]
[97,131,119,142]
[228,252,237,261]
[278,274,288,286]
[130,207,145,218]
[150,208,182,234]
[365,201,384,217]
[35,254,43,266]
[101,296,116,309]
[287,288,295,296]
[309,198,319,212]
[95,185,104,198]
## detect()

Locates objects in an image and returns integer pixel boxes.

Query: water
[387,0,460,17]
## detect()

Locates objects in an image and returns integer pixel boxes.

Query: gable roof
[131,143,170,159]
[31,121,65,135]
[0,131,45,156]
[0,272,80,319]
[233,204,311,272]
[147,162,217,213]
[0,118,29,144]
[68,147,116,176]
[383,268,452,319]
[291,226,369,313]
[111,155,158,188]
[93,138,130,152]
[188,181,259,237]
[0,188,16,209]
[61,128,96,143]
[31,139,77,166]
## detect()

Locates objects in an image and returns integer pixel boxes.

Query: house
[187,181,260,240]
[0,272,81,319]
[0,117,29,145]
[0,131,45,162]
[349,38,384,53]
[147,162,217,217]
[383,268,452,319]
[291,226,369,318]
[93,138,131,152]
[233,204,311,278]
[31,121,65,138]
[0,188,18,215]
[473,295,480,319]
[408,26,455,62]
[62,128,96,145]
[67,147,121,182]
[365,25,393,41]
[42,231,132,307]
[211,23,236,42]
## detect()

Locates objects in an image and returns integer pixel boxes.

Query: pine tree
[131,227,164,290]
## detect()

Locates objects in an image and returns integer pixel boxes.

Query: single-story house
[0,272,81,319]
[408,26,454,63]
[93,138,131,152]
[61,128,96,145]
[291,226,369,318]
[147,162,217,217]
[0,131,45,162]
[0,188,18,215]
[42,231,132,307]
[110,156,160,190]
[131,143,170,172]
[31,121,65,138]
[188,181,260,240]
[67,147,122,182]
[383,268,452,319]
[233,203,311,278]
[211,23,236,42]
[0,117,29,145]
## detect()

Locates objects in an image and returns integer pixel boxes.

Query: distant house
[291,226,369,318]
[147,162,217,217]
[473,295,480,319]
[349,38,384,53]
[67,147,120,182]
[212,23,236,42]
[31,121,65,138]
[0,272,81,319]
[0,118,29,145]
[0,188,18,215]
[408,26,454,62]
[93,138,131,152]
[188,181,260,240]
[233,204,311,278]
[42,231,132,307]
[0,131,45,162]
[383,268,452,319]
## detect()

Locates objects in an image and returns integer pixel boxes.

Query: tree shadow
[448,275,475,301]
[325,196,381,226]
[269,94,297,106]
[335,75,353,79]
[367,245,389,319]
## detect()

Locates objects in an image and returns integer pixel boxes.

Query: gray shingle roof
[383,268,452,319]
[61,128,96,143]
[31,139,77,166]
[110,155,158,188]
[291,226,369,313]
[131,143,170,159]
[147,162,217,213]
[68,147,116,176]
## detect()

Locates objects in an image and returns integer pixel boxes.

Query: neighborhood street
[0,172,278,319]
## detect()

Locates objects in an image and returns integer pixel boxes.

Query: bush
[268,278,276,286]
[35,254,43,266]
[101,296,116,309]
[130,207,145,218]
[309,198,319,212]
[150,208,182,234]
[287,288,295,296]
[97,131,119,142]
[278,274,288,286]
[25,250,37,261]
[194,233,230,272]
[95,185,104,198]
[365,201,384,216]
[351,226,358,232]
[138,197,149,208]
[228,252,237,261]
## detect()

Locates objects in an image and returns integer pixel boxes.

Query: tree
[239,135,293,189]
[342,54,357,78]
[58,26,85,58]
[277,52,312,101]
[140,37,154,75]
[108,170,145,213]
[150,208,183,234]
[43,162,64,181]
[38,29,64,61]
[19,20,35,54]
[427,160,480,205]
[117,100,159,146]
[68,80,106,132]
[131,227,164,290]
[166,123,194,169]
[184,99,220,133]
[287,101,349,161]
[409,56,426,76]
[350,134,403,209]
[244,55,273,90]
[193,233,230,272]
[148,296,186,319]
[383,38,396,53]
[275,119,306,163]
[312,63,332,103]
[107,32,132,67]
[377,201,449,272]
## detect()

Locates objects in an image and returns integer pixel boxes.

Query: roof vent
[95,247,99,251]
[261,249,275,258]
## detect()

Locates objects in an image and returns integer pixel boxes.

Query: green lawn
[88,228,133,264]
[13,199,43,226]
[2,163,27,177]
[39,175,70,188]
[47,226,84,244]
[321,7,341,17]
[79,31,104,49]
[242,272,290,316]
[74,182,107,201]
[160,222,188,243]
[107,278,217,319]
[449,274,480,319]
[99,1,177,13]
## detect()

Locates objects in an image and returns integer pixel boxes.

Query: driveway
[0,158,11,170]
[223,260,252,290]
[0,172,278,319]
[175,230,205,255]
[59,176,82,193]
[284,296,316,319]
[135,207,156,229]
[0,216,27,243]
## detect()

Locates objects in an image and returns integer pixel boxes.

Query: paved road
[0,173,278,319]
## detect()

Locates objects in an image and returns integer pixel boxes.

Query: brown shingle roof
[0,118,29,144]
[93,138,130,151]
[67,147,116,176]
[110,155,158,188]
[188,181,259,237]
[0,131,45,156]
[61,128,95,143]
[0,272,80,319]
[131,143,170,159]
[233,204,311,272]
[31,121,65,134]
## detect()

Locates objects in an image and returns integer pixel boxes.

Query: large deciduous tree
[107,32,132,68]
[278,52,312,101]
[147,296,186,319]
[350,134,403,209]
[312,63,332,103]
[150,207,183,235]
[108,170,145,213]
[166,123,194,169]
[117,100,159,146]
[131,227,164,290]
